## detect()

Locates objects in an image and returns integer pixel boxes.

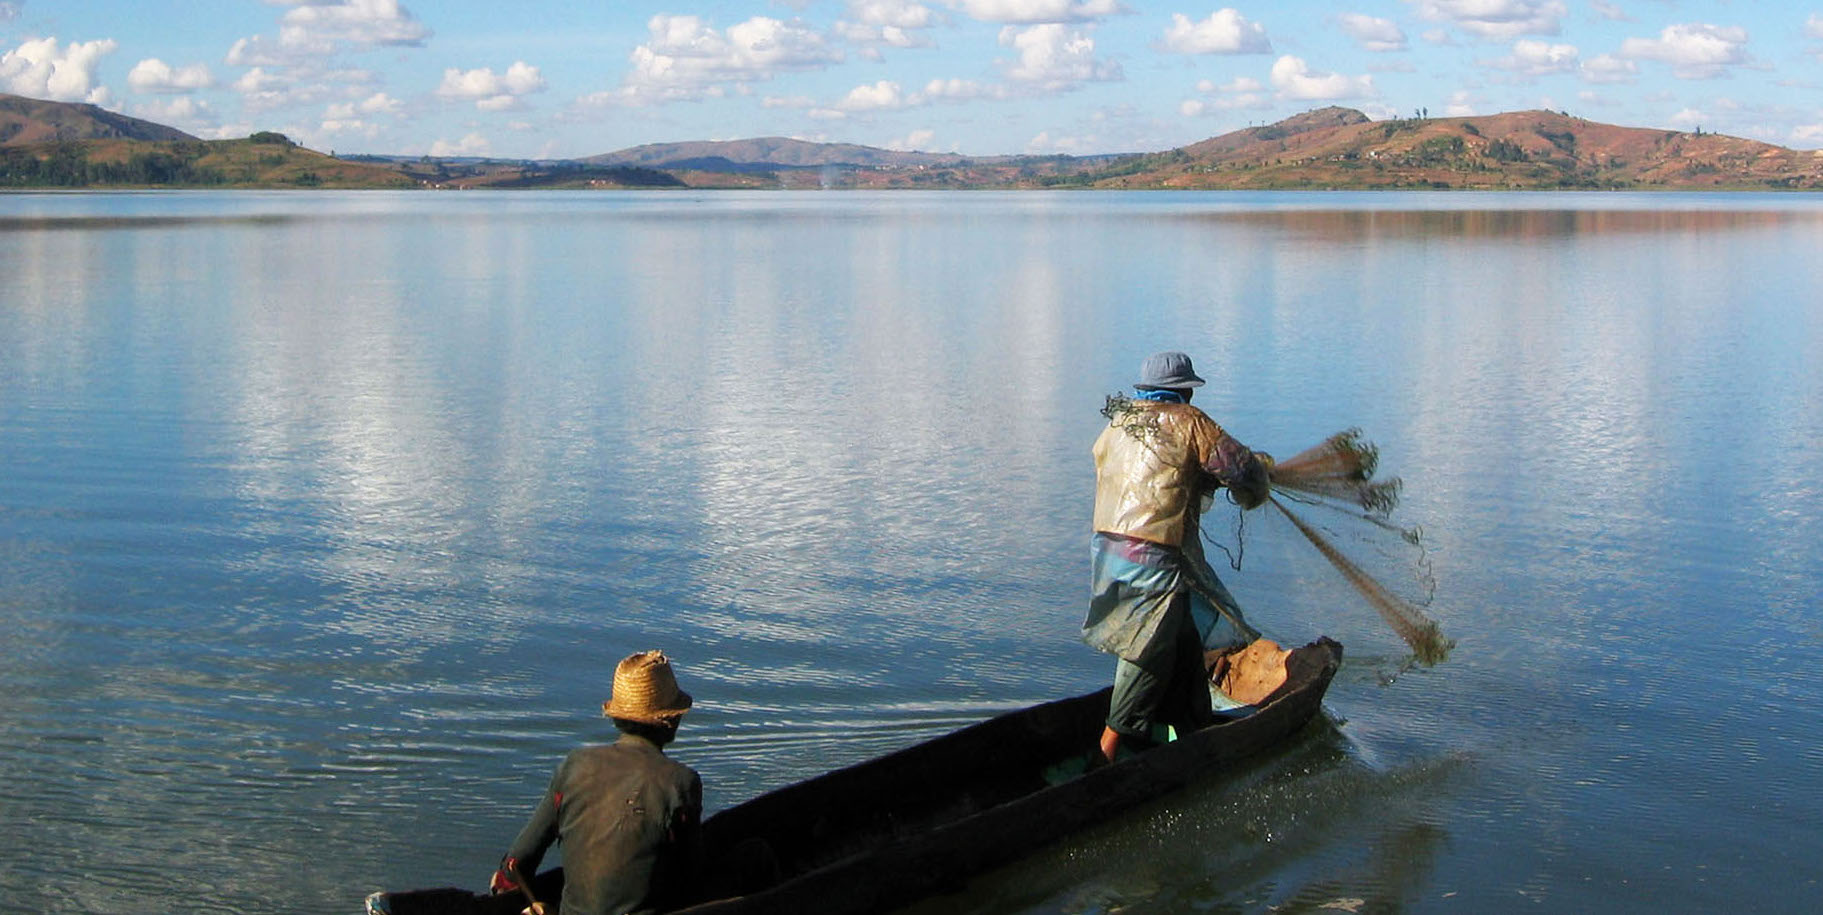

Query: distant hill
[1079,107,1823,190]
[1,93,197,145]
[0,132,414,189]
[582,136,986,170]
[2,93,1820,190]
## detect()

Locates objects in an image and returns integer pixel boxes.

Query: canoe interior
[369,636,1341,915]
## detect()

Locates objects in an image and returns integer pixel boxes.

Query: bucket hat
[601,650,693,725]
[1136,351,1205,389]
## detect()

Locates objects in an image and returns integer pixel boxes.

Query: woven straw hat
[602,650,693,725]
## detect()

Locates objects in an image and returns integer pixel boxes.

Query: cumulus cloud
[1481,39,1577,77]
[228,0,431,67]
[437,61,546,111]
[1340,13,1407,52]
[1180,75,1269,115]
[127,58,213,94]
[133,96,216,126]
[1580,53,1637,83]
[429,132,490,157]
[593,15,843,106]
[1269,55,1375,100]
[947,0,1123,24]
[887,127,937,150]
[1443,89,1477,116]
[1,37,117,103]
[1793,124,1823,145]
[1000,23,1122,89]
[922,77,1006,101]
[1160,9,1271,55]
[1620,23,1750,79]
[838,79,915,111]
[837,0,938,48]
[1411,0,1566,41]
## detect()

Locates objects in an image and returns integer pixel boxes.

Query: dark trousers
[1105,592,1214,742]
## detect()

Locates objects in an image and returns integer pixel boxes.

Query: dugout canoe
[368,636,1342,915]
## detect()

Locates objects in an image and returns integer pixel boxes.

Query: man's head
[1136,351,1205,400]
[603,650,693,743]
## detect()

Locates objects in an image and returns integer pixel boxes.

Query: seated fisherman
[1084,351,1273,763]
[491,650,703,915]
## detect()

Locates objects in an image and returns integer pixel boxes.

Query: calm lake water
[2,190,1820,914]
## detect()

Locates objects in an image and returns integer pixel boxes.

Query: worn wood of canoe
[369,636,1342,915]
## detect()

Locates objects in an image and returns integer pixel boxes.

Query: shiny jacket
[1092,400,1269,547]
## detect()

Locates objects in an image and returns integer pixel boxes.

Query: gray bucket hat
[1136,351,1205,389]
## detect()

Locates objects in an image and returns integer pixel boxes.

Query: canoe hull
[369,636,1342,915]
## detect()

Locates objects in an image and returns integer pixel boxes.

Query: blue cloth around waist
[1082,532,1257,663]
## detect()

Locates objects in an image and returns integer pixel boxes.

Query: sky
[2,1,1821,159]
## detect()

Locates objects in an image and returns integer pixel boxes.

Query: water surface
[2,190,1820,913]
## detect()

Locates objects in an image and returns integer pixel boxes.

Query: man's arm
[1198,420,1272,510]
[491,774,562,895]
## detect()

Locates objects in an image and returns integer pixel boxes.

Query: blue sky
[3,1,1820,158]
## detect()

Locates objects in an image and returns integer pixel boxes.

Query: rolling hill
[1,93,197,145]
[1078,107,1823,190]
[2,93,1820,190]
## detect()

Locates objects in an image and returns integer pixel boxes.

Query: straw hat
[601,650,693,725]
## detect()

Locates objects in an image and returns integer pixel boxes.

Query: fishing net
[1265,429,1452,666]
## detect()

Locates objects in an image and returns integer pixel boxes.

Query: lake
[2,190,1819,914]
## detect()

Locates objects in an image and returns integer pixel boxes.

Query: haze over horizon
[3,1,1820,160]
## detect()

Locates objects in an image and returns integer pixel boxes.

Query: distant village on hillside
[4,93,1821,191]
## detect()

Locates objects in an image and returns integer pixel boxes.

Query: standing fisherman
[1084,351,1273,763]
[491,650,703,915]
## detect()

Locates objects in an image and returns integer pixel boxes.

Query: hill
[1077,108,1823,190]
[582,136,986,171]
[0,132,414,188]
[1,93,197,145]
[2,93,1820,190]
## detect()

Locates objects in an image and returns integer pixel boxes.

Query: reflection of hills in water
[1177,207,1811,240]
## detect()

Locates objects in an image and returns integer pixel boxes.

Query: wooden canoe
[368,636,1342,915]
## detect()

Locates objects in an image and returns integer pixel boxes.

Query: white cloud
[597,15,844,106]
[1806,14,1823,40]
[1580,53,1637,83]
[839,79,915,111]
[1340,13,1408,52]
[1160,9,1270,55]
[429,132,490,157]
[127,58,214,94]
[1269,54,1375,100]
[1482,39,1577,76]
[1025,128,1101,153]
[1182,75,1268,115]
[1591,1,1628,22]
[1000,23,1122,88]
[1,37,117,103]
[837,1,938,48]
[1443,89,1476,116]
[133,96,215,126]
[1411,0,1566,41]
[886,127,937,150]
[947,1,1122,25]
[921,77,1006,100]
[437,61,546,111]
[228,0,431,67]
[0,3,19,24]
[762,94,817,109]
[1620,23,1750,79]
[1792,124,1823,145]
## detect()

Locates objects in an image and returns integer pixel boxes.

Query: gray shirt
[505,733,702,915]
